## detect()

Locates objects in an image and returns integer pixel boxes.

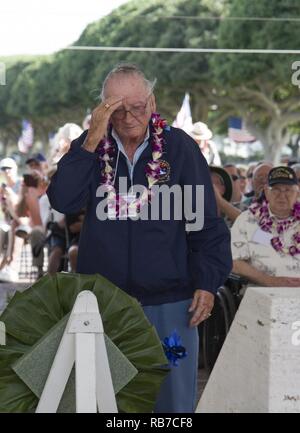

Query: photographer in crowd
[25,153,48,176]
[0,157,23,282]
[16,170,51,278]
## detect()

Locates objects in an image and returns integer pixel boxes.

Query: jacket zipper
[120,151,151,301]
[118,153,133,297]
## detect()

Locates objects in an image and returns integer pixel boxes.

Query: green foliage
[212,0,300,85]
[1,0,300,154]
[0,0,222,139]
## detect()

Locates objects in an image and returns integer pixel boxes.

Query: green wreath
[0,272,168,413]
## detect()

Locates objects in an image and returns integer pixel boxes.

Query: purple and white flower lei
[249,199,300,256]
[95,113,167,216]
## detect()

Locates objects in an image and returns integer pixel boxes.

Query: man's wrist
[262,274,275,287]
[82,133,102,153]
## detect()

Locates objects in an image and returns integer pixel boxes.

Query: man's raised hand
[83,96,123,152]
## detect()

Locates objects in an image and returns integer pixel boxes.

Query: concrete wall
[197,286,300,413]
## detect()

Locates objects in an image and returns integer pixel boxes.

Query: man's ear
[150,94,156,112]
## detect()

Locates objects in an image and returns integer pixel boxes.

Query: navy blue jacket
[47,126,232,306]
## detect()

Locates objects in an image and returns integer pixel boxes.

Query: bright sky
[0,0,130,56]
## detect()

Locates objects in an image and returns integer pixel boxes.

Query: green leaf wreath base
[0,272,169,413]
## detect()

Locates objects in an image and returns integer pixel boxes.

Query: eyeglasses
[0,167,12,171]
[111,94,152,120]
[268,186,298,197]
[231,175,240,182]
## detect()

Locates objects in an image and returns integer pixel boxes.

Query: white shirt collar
[111,127,150,154]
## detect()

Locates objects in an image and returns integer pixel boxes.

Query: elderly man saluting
[47,64,232,413]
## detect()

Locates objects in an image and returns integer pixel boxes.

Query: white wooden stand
[36,290,118,413]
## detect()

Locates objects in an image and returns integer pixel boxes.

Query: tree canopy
[0,0,300,162]
[209,0,300,162]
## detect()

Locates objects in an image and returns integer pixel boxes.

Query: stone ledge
[196,286,300,413]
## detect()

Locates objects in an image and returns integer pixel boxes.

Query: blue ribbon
[162,330,187,367]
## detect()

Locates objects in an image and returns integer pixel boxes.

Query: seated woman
[231,166,300,287]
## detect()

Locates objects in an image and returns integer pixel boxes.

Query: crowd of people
[0,122,87,282]
[187,118,300,289]
[200,154,300,288]
[1,117,300,291]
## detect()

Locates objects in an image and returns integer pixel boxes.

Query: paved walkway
[0,240,48,313]
[0,282,30,313]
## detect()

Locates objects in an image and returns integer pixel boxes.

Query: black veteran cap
[268,166,298,186]
[209,165,233,202]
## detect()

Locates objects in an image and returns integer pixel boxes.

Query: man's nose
[124,109,133,118]
[123,109,137,122]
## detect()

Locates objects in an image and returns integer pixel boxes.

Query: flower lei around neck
[96,113,168,217]
[249,199,300,256]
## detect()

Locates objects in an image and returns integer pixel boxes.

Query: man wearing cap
[189,121,221,166]
[231,166,300,287]
[26,153,48,175]
[242,162,273,207]
[0,157,21,193]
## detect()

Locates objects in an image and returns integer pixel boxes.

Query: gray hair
[100,63,156,100]
[291,163,300,178]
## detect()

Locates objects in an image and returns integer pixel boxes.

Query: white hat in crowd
[55,123,83,145]
[50,123,83,164]
[0,157,18,171]
[190,121,213,141]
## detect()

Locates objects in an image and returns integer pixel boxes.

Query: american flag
[228,117,256,143]
[172,93,193,133]
[18,120,34,153]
